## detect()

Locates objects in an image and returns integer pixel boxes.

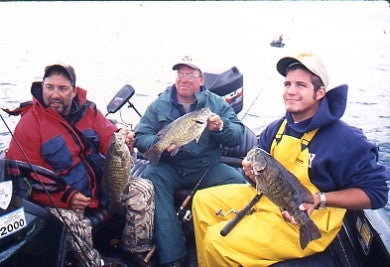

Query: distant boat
[270,40,285,48]
[270,34,285,48]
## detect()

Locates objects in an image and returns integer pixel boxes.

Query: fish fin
[301,187,315,204]
[170,147,180,156]
[299,220,322,249]
[195,133,203,143]
[143,146,162,165]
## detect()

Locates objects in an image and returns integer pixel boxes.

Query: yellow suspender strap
[301,128,319,151]
[274,119,319,152]
[274,120,287,145]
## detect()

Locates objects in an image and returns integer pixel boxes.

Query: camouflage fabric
[48,177,155,266]
[121,177,155,253]
[48,208,102,267]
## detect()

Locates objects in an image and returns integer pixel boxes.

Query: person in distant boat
[6,64,154,267]
[278,34,283,43]
[135,55,246,266]
[191,52,389,266]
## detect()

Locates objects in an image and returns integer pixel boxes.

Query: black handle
[220,193,262,236]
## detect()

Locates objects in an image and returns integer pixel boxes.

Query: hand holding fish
[166,144,177,153]
[243,151,306,224]
[143,108,213,165]
[102,131,133,215]
[245,147,321,249]
[207,114,223,132]
[242,150,256,184]
[282,193,323,224]
[118,128,135,150]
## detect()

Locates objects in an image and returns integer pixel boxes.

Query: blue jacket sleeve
[316,133,389,209]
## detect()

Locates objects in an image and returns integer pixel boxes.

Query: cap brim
[276,57,300,76]
[45,64,68,73]
[44,64,76,87]
[172,63,201,72]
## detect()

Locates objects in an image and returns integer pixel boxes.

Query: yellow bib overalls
[193,120,346,267]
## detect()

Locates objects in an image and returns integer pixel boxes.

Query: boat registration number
[356,215,373,255]
[0,207,27,239]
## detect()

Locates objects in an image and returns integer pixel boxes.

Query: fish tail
[143,146,162,165]
[299,220,322,249]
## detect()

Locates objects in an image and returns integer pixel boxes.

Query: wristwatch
[316,192,326,209]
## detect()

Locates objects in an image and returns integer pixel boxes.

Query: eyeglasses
[177,72,201,81]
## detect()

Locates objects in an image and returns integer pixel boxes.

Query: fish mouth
[193,119,206,124]
[253,165,266,174]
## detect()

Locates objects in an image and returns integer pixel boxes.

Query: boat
[270,41,285,48]
[270,35,285,48]
[0,67,389,267]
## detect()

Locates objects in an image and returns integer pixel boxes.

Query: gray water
[0,1,389,214]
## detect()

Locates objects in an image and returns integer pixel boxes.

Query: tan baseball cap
[172,55,202,74]
[276,52,329,88]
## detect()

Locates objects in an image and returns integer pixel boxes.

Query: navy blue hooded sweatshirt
[258,84,389,209]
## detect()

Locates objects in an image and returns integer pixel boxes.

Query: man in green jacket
[135,56,246,266]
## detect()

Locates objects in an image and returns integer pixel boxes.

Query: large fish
[246,147,321,249]
[102,131,133,215]
[143,107,213,165]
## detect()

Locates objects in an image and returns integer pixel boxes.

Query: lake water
[0,1,389,211]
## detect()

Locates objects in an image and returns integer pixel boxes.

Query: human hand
[207,115,223,132]
[119,128,135,150]
[281,198,317,224]
[166,144,177,153]
[242,157,255,184]
[69,192,91,211]
[281,210,299,225]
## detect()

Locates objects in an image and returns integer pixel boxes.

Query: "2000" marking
[0,218,26,236]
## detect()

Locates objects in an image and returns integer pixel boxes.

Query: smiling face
[42,73,76,116]
[283,68,325,122]
[175,65,205,102]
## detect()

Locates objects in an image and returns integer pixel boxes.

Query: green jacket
[135,85,244,169]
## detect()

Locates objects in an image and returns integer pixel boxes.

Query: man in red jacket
[6,64,154,267]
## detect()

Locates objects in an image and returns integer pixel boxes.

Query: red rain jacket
[6,86,117,208]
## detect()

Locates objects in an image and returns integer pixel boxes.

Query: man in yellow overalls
[191,52,389,266]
